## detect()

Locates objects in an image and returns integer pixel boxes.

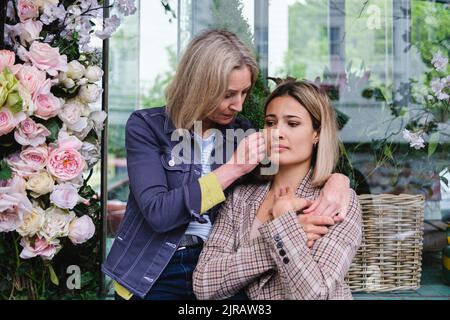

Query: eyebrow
[226,86,252,93]
[265,114,303,120]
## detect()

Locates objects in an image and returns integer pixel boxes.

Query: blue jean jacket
[101,106,253,298]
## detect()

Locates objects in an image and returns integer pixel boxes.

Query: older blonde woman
[193,80,362,300]
[103,29,352,300]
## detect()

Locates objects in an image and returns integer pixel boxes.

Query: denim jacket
[101,106,253,298]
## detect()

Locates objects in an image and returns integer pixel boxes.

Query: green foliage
[0,160,12,181]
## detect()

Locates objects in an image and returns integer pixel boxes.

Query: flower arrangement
[0,0,136,299]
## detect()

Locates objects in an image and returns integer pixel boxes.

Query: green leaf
[47,264,59,286]
[0,160,12,181]
[44,118,62,143]
[428,132,440,157]
[383,145,394,161]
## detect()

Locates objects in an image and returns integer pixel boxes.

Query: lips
[272,144,289,150]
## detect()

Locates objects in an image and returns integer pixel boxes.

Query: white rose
[78,84,102,104]
[26,171,55,198]
[39,206,75,240]
[17,204,45,237]
[84,66,103,82]
[66,60,85,80]
[80,141,101,167]
[58,99,88,132]
[50,183,80,209]
[62,78,75,89]
[77,78,88,86]
[68,215,95,245]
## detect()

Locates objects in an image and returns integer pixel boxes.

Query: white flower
[115,0,137,16]
[77,78,88,86]
[58,99,88,132]
[67,60,86,80]
[39,206,75,240]
[50,183,80,209]
[84,65,103,82]
[40,3,67,25]
[402,129,425,150]
[17,204,45,237]
[79,83,102,103]
[14,20,43,45]
[68,215,95,245]
[26,171,55,198]
[95,15,121,40]
[431,51,448,72]
[430,77,449,101]
[62,78,75,89]
[90,110,107,135]
[80,141,101,167]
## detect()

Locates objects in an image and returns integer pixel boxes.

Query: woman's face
[205,66,252,127]
[264,95,319,166]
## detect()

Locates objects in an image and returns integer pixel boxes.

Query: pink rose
[0,50,15,72]
[47,148,86,181]
[20,145,49,170]
[0,107,26,136]
[6,152,40,177]
[50,183,79,209]
[17,0,39,22]
[27,42,67,76]
[33,80,62,120]
[13,65,46,97]
[68,215,95,245]
[14,117,51,146]
[0,193,32,232]
[19,236,61,260]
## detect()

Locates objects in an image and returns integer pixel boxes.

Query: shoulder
[126,106,168,133]
[127,106,167,124]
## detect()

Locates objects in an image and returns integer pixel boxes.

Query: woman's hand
[214,132,266,190]
[227,132,266,175]
[271,186,334,248]
[297,214,335,248]
[303,173,350,222]
[271,186,312,219]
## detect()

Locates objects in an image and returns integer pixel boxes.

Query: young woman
[102,30,352,300]
[193,80,362,300]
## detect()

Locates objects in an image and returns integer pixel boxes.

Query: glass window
[103,0,450,298]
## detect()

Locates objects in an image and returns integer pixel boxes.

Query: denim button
[168,159,175,167]
[276,241,284,249]
[144,277,154,283]
[194,169,200,175]
[279,249,286,257]
[283,257,290,264]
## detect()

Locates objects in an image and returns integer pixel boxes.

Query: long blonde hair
[263,80,339,187]
[165,29,259,130]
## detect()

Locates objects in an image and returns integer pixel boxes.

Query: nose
[229,96,243,112]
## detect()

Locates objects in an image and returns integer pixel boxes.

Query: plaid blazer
[193,169,362,300]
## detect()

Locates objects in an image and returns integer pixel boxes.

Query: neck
[272,161,312,192]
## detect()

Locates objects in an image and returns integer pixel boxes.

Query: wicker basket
[345,194,425,292]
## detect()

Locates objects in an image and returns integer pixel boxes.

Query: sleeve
[193,189,276,300]
[125,112,203,233]
[199,172,226,214]
[258,189,362,300]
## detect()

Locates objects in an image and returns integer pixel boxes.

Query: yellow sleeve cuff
[199,172,226,214]
[113,280,133,300]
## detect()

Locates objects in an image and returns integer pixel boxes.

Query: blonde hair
[165,30,259,130]
[263,80,339,187]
